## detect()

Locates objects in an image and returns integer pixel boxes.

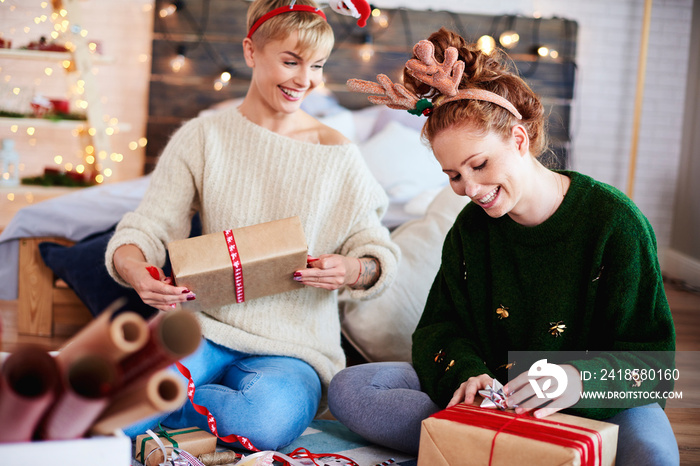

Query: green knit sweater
[412,171,675,419]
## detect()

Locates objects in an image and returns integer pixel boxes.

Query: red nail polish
[307,256,319,263]
[146,266,159,280]
[186,293,196,301]
[181,289,191,294]
[293,272,302,278]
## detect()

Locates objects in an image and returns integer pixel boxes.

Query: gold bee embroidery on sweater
[496,305,509,319]
[434,349,446,364]
[445,360,455,372]
[497,361,516,371]
[548,321,566,337]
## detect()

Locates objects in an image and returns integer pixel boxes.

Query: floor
[1,279,698,464]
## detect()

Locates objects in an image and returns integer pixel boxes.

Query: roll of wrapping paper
[37,353,118,440]
[56,304,149,368]
[0,346,60,443]
[89,369,187,435]
[120,310,201,387]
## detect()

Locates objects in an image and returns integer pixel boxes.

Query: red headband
[246,4,327,39]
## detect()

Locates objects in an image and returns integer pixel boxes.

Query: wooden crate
[17,237,91,337]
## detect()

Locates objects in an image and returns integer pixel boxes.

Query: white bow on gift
[478,379,509,410]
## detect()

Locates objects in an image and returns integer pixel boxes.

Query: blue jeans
[124,338,322,451]
[328,362,679,465]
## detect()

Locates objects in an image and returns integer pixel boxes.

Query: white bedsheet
[0,175,432,301]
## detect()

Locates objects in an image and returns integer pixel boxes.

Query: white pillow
[339,185,470,362]
[360,120,447,202]
[351,106,382,144]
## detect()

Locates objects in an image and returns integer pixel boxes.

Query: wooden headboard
[146,0,577,171]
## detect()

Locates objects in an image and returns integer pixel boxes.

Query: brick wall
[2,0,693,249]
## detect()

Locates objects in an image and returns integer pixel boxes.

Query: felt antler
[405,40,465,97]
[347,74,419,110]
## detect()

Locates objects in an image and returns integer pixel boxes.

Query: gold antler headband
[347,40,522,120]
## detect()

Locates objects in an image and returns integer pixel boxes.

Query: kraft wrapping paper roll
[38,353,118,440]
[0,346,60,443]
[90,369,186,435]
[120,310,201,386]
[57,306,149,368]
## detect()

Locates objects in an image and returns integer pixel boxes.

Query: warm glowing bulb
[76,165,85,173]
[138,137,148,147]
[477,35,496,55]
[171,54,185,72]
[128,141,138,150]
[27,127,35,136]
[44,67,53,76]
[54,155,63,164]
[159,4,177,18]
[95,174,104,183]
[359,43,375,62]
[7,193,14,201]
[537,46,549,57]
[104,168,112,177]
[64,162,73,171]
[221,71,231,82]
[499,31,520,49]
[549,49,559,59]
[86,155,95,164]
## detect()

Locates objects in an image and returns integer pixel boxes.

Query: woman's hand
[447,374,494,408]
[113,244,194,312]
[504,364,582,418]
[293,255,379,290]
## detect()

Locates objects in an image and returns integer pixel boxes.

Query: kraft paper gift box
[168,216,308,310]
[135,427,217,466]
[418,403,618,466]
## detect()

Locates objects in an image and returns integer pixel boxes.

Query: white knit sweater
[106,106,399,393]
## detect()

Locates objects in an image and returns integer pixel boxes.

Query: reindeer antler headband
[347,40,522,120]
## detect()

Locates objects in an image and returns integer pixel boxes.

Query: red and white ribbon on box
[223,229,245,303]
[433,404,604,466]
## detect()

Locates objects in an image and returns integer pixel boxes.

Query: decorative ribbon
[478,379,508,410]
[223,229,245,303]
[431,404,603,466]
[175,361,259,451]
[139,425,201,463]
[177,449,207,466]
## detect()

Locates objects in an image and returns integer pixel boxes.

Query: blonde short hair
[247,0,334,57]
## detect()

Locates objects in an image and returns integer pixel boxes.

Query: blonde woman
[106,0,398,450]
